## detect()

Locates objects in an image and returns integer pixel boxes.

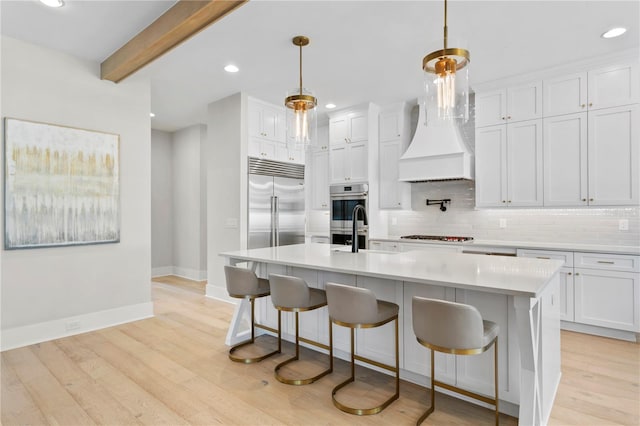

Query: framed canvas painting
[4,118,120,249]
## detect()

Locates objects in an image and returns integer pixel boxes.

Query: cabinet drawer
[574,252,640,272]
[517,249,574,267]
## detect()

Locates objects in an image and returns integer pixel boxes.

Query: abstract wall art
[4,118,120,249]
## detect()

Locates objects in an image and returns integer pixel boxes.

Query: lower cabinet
[518,249,640,335]
[574,268,639,332]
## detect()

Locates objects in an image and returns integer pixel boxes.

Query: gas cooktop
[400,235,474,242]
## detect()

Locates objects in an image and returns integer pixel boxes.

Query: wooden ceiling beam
[101,0,247,83]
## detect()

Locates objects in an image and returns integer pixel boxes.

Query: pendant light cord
[443,0,448,50]
[299,43,303,96]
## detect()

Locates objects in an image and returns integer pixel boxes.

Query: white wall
[151,129,173,274]
[206,93,246,300]
[172,124,207,280]
[1,37,153,350]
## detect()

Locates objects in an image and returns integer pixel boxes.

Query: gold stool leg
[416,348,436,425]
[332,319,400,416]
[229,298,280,364]
[495,338,499,426]
[275,310,333,385]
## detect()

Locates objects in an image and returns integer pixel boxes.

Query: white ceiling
[2,1,639,132]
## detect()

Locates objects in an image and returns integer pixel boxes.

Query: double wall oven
[330,183,368,248]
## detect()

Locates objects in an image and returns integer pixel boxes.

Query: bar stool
[325,282,400,415]
[224,265,280,363]
[412,296,500,425]
[268,274,333,385]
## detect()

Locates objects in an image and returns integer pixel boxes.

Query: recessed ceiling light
[39,0,64,8]
[224,64,239,73]
[601,27,627,38]
[325,103,336,109]
[150,112,156,118]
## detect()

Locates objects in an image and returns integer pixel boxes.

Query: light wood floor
[2,276,638,425]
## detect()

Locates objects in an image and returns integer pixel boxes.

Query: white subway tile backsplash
[387,181,640,246]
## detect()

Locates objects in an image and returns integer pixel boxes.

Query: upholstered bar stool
[224,265,280,363]
[412,296,500,426]
[268,274,333,385]
[325,282,400,415]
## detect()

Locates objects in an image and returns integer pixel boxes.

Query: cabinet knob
[398,202,401,205]
[589,198,594,202]
[589,103,593,107]
[397,134,401,137]
[507,115,512,119]
[581,104,586,108]
[582,198,587,202]
[508,200,512,203]
[568,272,572,276]
[501,116,506,120]
[575,272,580,276]
[502,200,506,203]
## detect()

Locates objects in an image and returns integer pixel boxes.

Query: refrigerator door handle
[273,195,279,246]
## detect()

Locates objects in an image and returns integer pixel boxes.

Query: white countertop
[220,243,564,298]
[371,236,640,255]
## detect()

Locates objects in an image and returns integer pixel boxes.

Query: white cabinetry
[399,242,462,253]
[588,104,639,206]
[476,120,543,207]
[475,81,542,127]
[518,249,640,335]
[518,249,575,322]
[248,97,305,164]
[309,144,329,209]
[543,113,588,206]
[574,252,640,333]
[329,108,370,184]
[379,102,411,209]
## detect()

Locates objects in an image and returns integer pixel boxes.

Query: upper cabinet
[378,102,412,209]
[475,81,542,127]
[543,63,639,116]
[330,111,368,145]
[247,97,304,164]
[476,61,639,208]
[248,98,285,142]
[329,108,370,184]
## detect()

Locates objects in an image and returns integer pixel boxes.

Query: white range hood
[398,103,474,182]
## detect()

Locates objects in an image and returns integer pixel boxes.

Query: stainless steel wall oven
[330,183,368,248]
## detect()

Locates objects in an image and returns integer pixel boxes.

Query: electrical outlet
[499,219,507,229]
[619,219,629,231]
[65,320,81,331]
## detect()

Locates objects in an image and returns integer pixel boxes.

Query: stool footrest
[228,337,280,364]
[434,380,497,406]
[275,355,332,385]
[332,376,399,416]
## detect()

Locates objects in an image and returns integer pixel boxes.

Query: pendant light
[423,0,470,125]
[285,36,317,148]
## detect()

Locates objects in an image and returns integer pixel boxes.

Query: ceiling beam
[101,0,247,83]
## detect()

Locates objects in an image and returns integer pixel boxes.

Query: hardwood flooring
[2,275,639,425]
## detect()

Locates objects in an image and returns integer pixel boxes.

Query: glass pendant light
[423,0,470,125]
[285,36,317,148]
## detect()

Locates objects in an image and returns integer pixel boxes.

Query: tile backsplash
[386,181,639,246]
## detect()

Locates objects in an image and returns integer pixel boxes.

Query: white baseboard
[152,266,174,277]
[0,302,154,352]
[152,266,207,282]
[561,321,639,342]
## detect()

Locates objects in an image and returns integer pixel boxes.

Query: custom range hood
[398,102,474,182]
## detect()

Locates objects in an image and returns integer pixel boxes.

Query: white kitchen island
[220,243,564,425]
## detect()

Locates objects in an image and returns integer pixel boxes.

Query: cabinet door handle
[597,261,615,264]
[536,256,551,260]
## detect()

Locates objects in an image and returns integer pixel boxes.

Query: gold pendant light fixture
[285,35,317,148]
[423,0,470,124]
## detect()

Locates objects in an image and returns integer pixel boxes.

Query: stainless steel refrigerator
[248,158,305,249]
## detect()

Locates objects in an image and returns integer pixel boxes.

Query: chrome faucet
[351,204,368,253]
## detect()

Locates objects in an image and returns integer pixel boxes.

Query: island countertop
[220,243,564,298]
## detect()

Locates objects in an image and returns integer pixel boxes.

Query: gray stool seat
[412,296,500,425]
[224,265,280,364]
[325,282,400,416]
[269,274,333,385]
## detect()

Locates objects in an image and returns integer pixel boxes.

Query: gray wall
[1,36,152,350]
[151,129,173,273]
[151,125,207,280]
